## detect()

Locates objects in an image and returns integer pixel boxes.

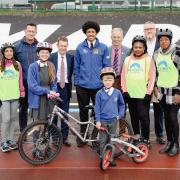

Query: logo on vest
[158,61,168,71]
[1,69,17,80]
[128,62,143,73]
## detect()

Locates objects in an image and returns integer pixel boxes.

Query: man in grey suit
[109,28,130,90]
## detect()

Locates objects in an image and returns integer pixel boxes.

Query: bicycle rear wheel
[18,121,63,165]
[91,119,133,155]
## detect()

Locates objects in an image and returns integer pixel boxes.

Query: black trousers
[127,98,150,140]
[160,96,179,145]
[153,102,164,138]
[76,86,100,134]
[19,81,28,132]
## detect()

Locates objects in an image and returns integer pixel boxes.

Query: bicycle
[18,97,133,165]
[99,128,149,171]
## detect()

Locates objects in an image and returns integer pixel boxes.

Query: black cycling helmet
[157,28,173,42]
[132,35,147,54]
[82,21,100,34]
[100,67,116,79]
[36,42,52,53]
[1,42,15,55]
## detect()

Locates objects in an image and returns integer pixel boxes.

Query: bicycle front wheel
[18,121,63,165]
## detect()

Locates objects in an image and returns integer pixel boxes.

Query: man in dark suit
[109,28,130,90]
[143,21,165,144]
[50,36,74,146]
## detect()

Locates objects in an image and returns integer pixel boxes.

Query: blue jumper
[95,88,125,122]
[28,62,57,109]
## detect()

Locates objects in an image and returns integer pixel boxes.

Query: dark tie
[60,56,65,89]
[113,48,119,75]
[90,43,93,49]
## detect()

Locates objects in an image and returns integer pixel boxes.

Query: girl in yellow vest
[121,35,156,148]
[154,29,180,156]
[0,43,25,152]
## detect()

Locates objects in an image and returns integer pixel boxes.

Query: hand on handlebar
[96,122,101,129]
[48,92,59,99]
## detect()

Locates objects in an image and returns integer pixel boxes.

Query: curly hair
[82,21,100,34]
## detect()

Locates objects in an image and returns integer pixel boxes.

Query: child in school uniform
[95,67,125,166]
[28,42,57,121]
[0,42,25,152]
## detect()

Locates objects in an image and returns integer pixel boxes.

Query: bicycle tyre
[132,142,149,163]
[100,148,112,170]
[91,119,133,155]
[18,121,63,165]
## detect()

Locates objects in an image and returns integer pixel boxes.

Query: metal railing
[0,0,179,12]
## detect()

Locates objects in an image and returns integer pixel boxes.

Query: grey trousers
[99,120,117,155]
[1,100,18,143]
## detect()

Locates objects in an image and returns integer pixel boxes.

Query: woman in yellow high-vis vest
[154,29,180,157]
[121,35,156,148]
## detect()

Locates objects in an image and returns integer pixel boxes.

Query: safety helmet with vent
[132,35,147,54]
[100,67,116,79]
[157,28,173,42]
[36,42,52,53]
[1,42,15,55]
[132,35,147,45]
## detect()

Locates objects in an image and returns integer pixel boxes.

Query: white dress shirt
[87,40,96,48]
[57,53,68,83]
[147,38,156,58]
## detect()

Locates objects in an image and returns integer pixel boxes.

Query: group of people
[0,21,179,164]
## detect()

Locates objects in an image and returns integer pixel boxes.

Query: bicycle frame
[110,138,145,157]
[48,104,97,143]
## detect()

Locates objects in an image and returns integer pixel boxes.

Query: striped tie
[113,48,119,75]
[60,56,65,89]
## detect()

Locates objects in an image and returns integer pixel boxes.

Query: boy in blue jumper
[95,67,125,166]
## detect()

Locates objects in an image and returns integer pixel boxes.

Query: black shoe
[63,140,71,147]
[159,142,173,154]
[77,141,86,147]
[168,144,179,157]
[156,137,166,144]
[109,160,117,167]
[76,133,87,147]
[143,139,152,150]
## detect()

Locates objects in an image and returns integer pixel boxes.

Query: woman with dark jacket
[154,29,180,156]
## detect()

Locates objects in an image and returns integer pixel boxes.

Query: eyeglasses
[144,28,155,31]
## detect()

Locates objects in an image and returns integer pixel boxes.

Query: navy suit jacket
[50,52,74,96]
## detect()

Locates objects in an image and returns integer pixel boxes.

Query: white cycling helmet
[37,42,52,53]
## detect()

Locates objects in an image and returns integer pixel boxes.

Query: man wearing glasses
[143,21,165,145]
